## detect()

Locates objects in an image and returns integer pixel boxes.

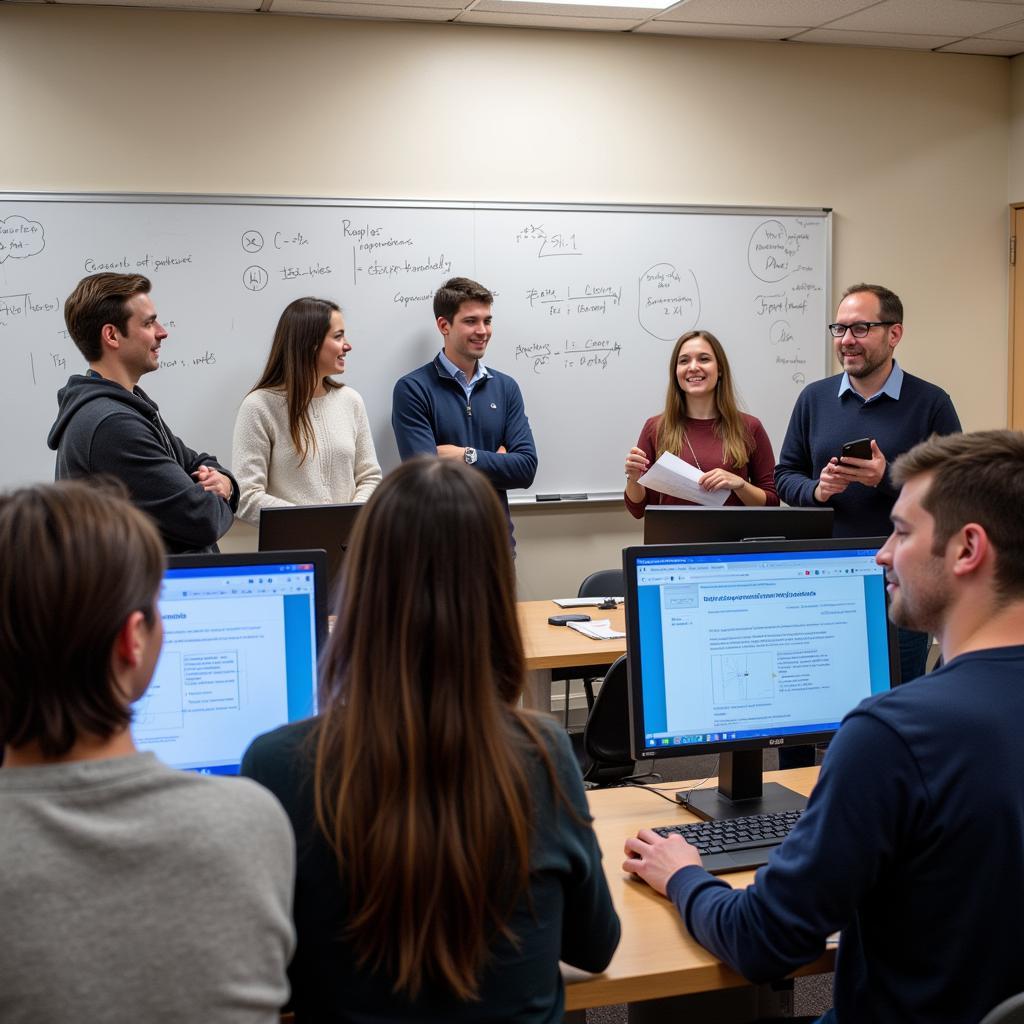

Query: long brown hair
[656,329,752,469]
[313,457,556,1000]
[250,297,342,463]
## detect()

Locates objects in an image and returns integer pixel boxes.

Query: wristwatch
[464,447,478,465]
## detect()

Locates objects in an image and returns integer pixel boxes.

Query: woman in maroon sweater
[624,330,779,516]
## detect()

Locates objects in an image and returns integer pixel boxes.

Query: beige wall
[1,5,1012,596]
[1010,55,1024,200]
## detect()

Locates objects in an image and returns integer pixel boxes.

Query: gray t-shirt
[0,752,295,1024]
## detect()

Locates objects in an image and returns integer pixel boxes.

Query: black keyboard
[653,809,802,875]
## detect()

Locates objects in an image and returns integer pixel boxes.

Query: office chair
[980,992,1024,1024]
[582,655,659,786]
[554,569,624,727]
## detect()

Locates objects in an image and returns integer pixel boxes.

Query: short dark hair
[841,282,903,325]
[433,277,493,323]
[892,430,1024,599]
[64,273,152,362]
[0,480,165,757]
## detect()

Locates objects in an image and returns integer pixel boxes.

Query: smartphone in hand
[839,437,872,462]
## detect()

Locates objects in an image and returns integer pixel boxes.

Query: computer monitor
[131,550,327,775]
[643,506,834,546]
[623,538,899,821]
[259,502,364,594]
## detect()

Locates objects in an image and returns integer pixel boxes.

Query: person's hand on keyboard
[622,828,702,896]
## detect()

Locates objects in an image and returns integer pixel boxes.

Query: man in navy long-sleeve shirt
[624,430,1024,1024]
[391,277,537,545]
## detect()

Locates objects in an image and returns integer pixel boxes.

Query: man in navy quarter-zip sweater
[391,277,537,548]
[775,283,960,708]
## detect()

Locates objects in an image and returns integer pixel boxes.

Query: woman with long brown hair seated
[241,457,620,1022]
[624,329,779,515]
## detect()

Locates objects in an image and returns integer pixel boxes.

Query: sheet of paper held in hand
[566,619,626,640]
[636,452,730,507]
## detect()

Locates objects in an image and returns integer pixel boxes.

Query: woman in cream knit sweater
[232,297,382,526]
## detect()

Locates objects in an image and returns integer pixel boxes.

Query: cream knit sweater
[232,386,382,526]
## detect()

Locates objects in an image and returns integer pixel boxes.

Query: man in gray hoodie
[47,273,237,553]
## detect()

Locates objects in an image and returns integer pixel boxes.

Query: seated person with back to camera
[242,456,620,1023]
[0,480,294,1024]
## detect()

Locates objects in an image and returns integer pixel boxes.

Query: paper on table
[566,618,626,640]
[637,451,729,507]
[552,597,623,608]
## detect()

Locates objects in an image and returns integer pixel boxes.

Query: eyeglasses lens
[829,323,871,339]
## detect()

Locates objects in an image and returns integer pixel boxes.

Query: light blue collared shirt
[438,349,491,403]
[838,359,904,405]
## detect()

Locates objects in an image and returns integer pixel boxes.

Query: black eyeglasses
[827,321,897,339]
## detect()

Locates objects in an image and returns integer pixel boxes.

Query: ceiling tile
[473,0,654,17]
[651,0,877,28]
[827,0,1023,35]
[637,20,793,38]
[978,18,1024,38]
[937,35,1024,52]
[792,26,961,48]
[459,9,640,27]
[53,0,261,7]
[270,0,458,13]
[274,0,462,7]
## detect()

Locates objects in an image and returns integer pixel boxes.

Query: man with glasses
[775,283,960,694]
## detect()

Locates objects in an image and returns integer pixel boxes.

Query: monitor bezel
[258,503,363,593]
[164,547,329,659]
[147,548,329,774]
[642,506,834,546]
[623,536,899,763]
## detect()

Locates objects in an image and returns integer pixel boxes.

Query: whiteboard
[0,195,831,500]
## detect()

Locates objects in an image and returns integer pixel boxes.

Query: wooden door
[1009,205,1024,429]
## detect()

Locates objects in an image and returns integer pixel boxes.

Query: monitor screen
[623,538,898,819]
[643,506,834,546]
[131,550,327,775]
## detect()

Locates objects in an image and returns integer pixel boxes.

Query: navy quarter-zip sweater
[392,355,537,541]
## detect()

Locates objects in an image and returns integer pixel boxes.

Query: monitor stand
[676,749,808,822]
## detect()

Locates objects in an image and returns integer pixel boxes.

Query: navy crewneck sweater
[775,371,960,537]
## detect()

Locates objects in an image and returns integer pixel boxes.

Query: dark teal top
[242,714,619,1023]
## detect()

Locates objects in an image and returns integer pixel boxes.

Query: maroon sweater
[625,413,779,518]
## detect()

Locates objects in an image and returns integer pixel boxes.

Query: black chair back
[578,569,624,598]
[582,656,636,785]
